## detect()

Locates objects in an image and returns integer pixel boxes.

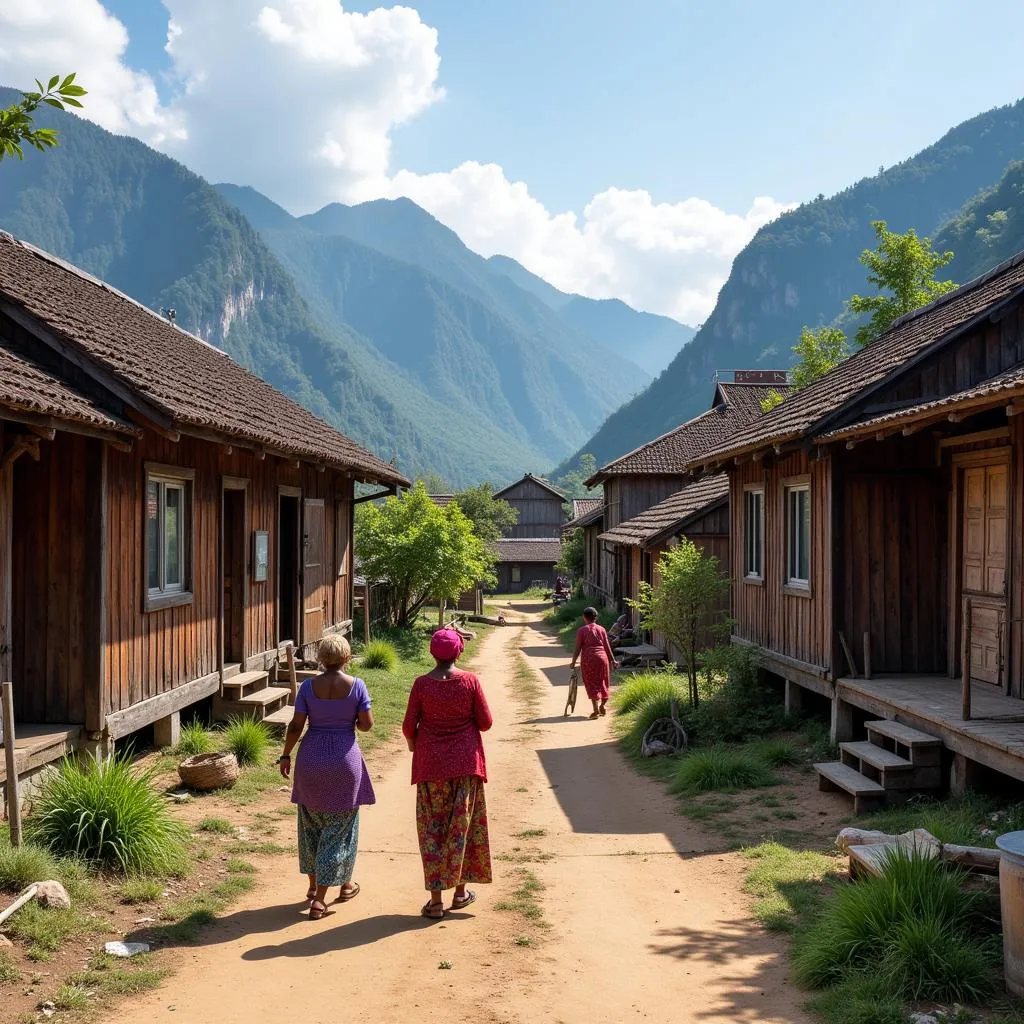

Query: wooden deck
[837,674,1024,782]
[0,723,81,784]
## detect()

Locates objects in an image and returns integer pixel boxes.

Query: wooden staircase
[814,719,943,814]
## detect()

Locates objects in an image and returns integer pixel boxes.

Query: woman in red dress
[570,607,618,719]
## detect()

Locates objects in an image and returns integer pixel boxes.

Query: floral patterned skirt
[297,805,360,887]
[415,775,492,892]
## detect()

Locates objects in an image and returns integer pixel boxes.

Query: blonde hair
[318,634,351,669]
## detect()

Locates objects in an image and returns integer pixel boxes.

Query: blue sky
[4,1,1024,322]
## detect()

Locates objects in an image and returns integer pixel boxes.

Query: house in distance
[491,473,567,592]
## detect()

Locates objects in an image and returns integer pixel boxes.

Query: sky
[2,1,1024,326]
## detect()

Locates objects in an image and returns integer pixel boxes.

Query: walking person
[278,635,375,920]
[570,606,618,719]
[402,627,493,920]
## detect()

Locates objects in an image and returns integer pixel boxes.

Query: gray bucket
[996,831,1024,997]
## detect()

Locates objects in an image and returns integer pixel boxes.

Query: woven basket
[178,751,240,791]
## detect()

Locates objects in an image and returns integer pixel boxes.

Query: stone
[34,880,70,910]
[0,934,13,948]
[169,789,192,804]
[909,1014,939,1024]
[104,940,151,958]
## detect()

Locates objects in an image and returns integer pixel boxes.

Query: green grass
[211,875,256,901]
[196,817,236,835]
[119,877,164,904]
[611,672,687,714]
[226,840,291,856]
[670,747,778,794]
[545,598,616,652]
[0,839,60,892]
[360,639,398,671]
[751,738,803,767]
[26,755,189,874]
[226,858,256,874]
[175,721,213,756]
[859,792,1024,847]
[741,842,841,933]
[804,976,908,1024]
[495,867,546,923]
[513,935,533,947]
[221,762,282,806]
[516,829,546,839]
[0,950,20,983]
[618,693,681,758]
[6,901,100,961]
[223,718,271,767]
[71,952,168,996]
[53,983,92,1010]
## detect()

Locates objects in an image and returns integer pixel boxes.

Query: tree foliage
[552,453,601,501]
[629,539,731,707]
[453,483,519,543]
[556,527,584,578]
[0,74,86,161]
[355,483,495,627]
[849,219,957,347]
[761,325,850,410]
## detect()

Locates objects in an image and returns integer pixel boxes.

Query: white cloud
[0,0,793,323]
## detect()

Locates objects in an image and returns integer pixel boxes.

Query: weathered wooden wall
[498,478,566,538]
[603,476,685,531]
[495,562,556,593]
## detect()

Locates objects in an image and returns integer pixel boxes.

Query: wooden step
[815,761,885,814]
[276,667,318,684]
[220,670,270,698]
[865,719,941,748]
[262,705,295,731]
[839,741,940,791]
[232,685,291,709]
[840,741,913,772]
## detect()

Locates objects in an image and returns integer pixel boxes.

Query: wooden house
[585,377,784,609]
[560,498,604,596]
[491,538,562,594]
[493,474,567,538]
[0,233,406,803]
[689,250,1024,799]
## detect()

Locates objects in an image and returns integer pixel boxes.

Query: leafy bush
[27,755,188,874]
[361,639,398,671]
[176,721,213,756]
[0,838,60,892]
[671,748,777,794]
[612,671,687,714]
[224,717,271,766]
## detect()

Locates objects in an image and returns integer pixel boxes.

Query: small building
[494,473,567,538]
[0,233,406,803]
[561,498,605,598]
[491,538,562,594]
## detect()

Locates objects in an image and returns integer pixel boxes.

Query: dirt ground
[96,605,812,1024]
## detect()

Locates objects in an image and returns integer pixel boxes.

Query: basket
[177,751,240,791]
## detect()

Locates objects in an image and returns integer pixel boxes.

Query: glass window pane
[164,486,182,587]
[147,481,160,591]
[800,490,811,580]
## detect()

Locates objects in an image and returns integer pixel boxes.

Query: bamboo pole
[285,643,298,705]
[1,681,21,846]
[962,597,973,721]
[0,884,37,925]
[363,580,371,646]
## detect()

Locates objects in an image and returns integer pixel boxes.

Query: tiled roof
[587,382,784,483]
[491,538,562,563]
[691,251,1024,467]
[427,493,456,506]
[0,233,407,486]
[0,344,137,435]
[561,501,604,532]
[598,474,729,547]
[818,364,1024,442]
[571,497,603,519]
[494,473,566,500]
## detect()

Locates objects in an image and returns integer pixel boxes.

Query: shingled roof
[0,233,407,486]
[561,500,604,532]
[586,381,784,484]
[491,538,562,563]
[494,473,566,500]
[598,474,729,548]
[690,251,1024,468]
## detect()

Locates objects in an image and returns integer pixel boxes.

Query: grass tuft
[495,867,547,923]
[223,718,271,767]
[175,721,213,756]
[741,842,840,932]
[0,950,20,983]
[119,877,164,904]
[196,817,236,835]
[751,738,802,768]
[671,747,778,794]
[226,858,256,874]
[26,755,189,874]
[71,953,168,996]
[0,839,60,892]
[612,672,687,715]
[360,639,398,671]
[53,983,92,1010]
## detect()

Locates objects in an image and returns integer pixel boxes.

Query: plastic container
[996,831,1024,997]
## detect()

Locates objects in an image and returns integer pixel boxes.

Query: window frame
[336,495,351,579]
[144,463,196,612]
[511,565,521,584]
[742,485,765,584]
[783,477,812,593]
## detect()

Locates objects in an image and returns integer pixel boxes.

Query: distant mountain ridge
[561,97,1024,473]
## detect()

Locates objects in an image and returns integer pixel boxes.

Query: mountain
[485,254,571,310]
[0,90,550,486]
[561,97,1024,472]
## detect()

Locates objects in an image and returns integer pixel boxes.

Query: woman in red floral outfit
[570,606,618,718]
[402,628,493,919]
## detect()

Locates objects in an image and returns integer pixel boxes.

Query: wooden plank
[815,761,885,795]
[865,718,942,748]
[1,681,21,845]
[840,741,913,771]
[88,442,108,732]
[105,669,221,740]
[0,451,10,686]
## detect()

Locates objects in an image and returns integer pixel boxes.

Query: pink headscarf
[430,627,465,662]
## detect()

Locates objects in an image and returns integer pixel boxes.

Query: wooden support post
[286,643,298,704]
[838,631,857,678]
[830,695,855,745]
[438,599,446,628]
[784,679,803,716]
[862,631,872,680]
[962,597,973,721]
[153,711,180,749]
[1,681,22,846]
[950,752,983,796]
[363,581,371,647]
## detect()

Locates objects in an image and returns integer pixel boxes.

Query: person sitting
[608,613,637,649]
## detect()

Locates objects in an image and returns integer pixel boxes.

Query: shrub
[752,738,802,767]
[176,721,213,756]
[223,717,271,766]
[0,838,60,892]
[620,694,679,758]
[671,747,777,794]
[361,639,398,671]
[612,672,687,715]
[27,755,189,874]
[120,877,164,904]
[689,648,789,744]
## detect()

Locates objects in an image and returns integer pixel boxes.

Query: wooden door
[303,499,326,644]
[223,486,247,665]
[962,462,1008,685]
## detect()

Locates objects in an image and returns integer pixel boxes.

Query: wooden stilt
[862,631,872,680]
[286,643,298,704]
[962,597,973,721]
[1,681,22,846]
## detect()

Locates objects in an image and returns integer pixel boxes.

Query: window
[744,488,764,580]
[511,565,521,584]
[145,466,194,609]
[785,484,811,587]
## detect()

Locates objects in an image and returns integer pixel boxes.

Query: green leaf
[47,74,60,91]
[62,98,83,108]
[61,84,87,97]
[60,72,76,89]
[43,97,64,110]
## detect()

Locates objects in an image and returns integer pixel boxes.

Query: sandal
[450,891,476,910]
[306,885,317,900]
[599,704,607,716]
[308,899,332,921]
[421,901,445,919]
[589,711,600,719]
[334,882,360,903]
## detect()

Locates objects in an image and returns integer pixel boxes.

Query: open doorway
[222,482,247,667]
[278,490,301,646]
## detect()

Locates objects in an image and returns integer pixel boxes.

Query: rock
[0,934,13,948]
[34,880,70,910]
[40,1002,56,1018]
[105,940,151,958]
[909,1014,939,1024]
[134,917,156,924]
[170,790,192,804]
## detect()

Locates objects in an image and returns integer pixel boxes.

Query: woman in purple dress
[278,635,375,920]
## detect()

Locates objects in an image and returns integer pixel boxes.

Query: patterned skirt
[297,805,360,887]
[415,775,492,892]
[581,649,610,701]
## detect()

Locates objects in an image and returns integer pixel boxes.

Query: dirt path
[103,610,808,1024]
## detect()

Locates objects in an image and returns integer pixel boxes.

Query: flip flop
[334,882,361,903]
[589,711,600,719]
[308,899,333,921]
[421,901,445,919]
[450,891,476,910]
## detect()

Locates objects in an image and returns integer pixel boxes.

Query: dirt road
[105,609,807,1024]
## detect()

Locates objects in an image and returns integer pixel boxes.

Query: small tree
[453,483,518,542]
[629,539,731,707]
[553,453,601,500]
[556,527,584,578]
[849,220,957,347]
[761,325,849,410]
[1,74,87,161]
[355,483,495,627]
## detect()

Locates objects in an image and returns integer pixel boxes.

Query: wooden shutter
[303,499,326,644]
